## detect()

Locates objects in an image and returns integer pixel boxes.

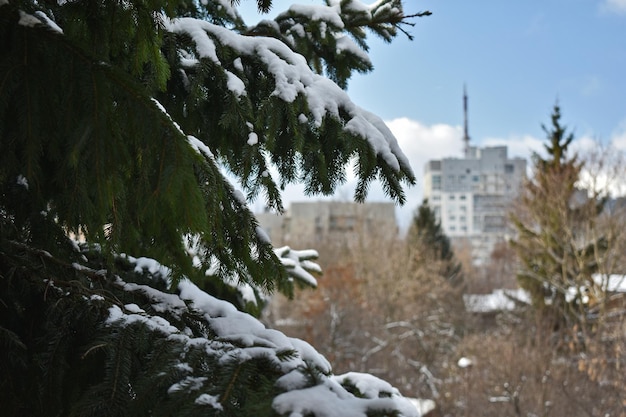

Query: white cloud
[609,123,626,150]
[601,0,626,14]
[386,117,464,175]
[384,118,465,230]
[482,134,543,160]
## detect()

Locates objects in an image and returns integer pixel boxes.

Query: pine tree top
[539,103,577,170]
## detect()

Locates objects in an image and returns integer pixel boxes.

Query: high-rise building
[423,89,526,264]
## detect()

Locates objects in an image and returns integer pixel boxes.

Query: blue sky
[237,0,626,226]
[348,0,626,142]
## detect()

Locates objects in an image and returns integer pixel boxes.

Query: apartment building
[423,145,526,264]
[420,87,527,263]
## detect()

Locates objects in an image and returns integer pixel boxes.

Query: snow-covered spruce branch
[164,15,415,180]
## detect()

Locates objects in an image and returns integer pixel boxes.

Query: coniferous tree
[510,104,606,333]
[0,1,428,416]
[407,198,463,286]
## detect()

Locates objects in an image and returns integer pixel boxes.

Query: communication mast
[463,85,471,158]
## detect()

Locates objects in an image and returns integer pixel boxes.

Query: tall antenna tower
[463,85,471,158]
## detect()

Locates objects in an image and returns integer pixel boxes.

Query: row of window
[431,194,468,201]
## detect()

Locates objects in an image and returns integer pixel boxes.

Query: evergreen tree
[407,199,463,286]
[510,104,605,333]
[0,1,427,416]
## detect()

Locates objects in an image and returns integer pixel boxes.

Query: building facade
[423,145,526,264]
[256,201,397,246]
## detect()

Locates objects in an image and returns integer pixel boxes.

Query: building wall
[255,201,398,246]
[424,146,526,264]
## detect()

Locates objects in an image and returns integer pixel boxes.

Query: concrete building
[256,201,397,246]
[423,89,526,264]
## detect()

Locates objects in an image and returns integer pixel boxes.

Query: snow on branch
[275,246,321,288]
[104,274,417,417]
[164,16,414,178]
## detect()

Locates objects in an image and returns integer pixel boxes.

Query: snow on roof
[463,289,530,313]
[465,277,626,314]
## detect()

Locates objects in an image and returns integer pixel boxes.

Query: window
[329,215,355,232]
[449,194,455,200]
[460,195,467,200]
[432,175,441,191]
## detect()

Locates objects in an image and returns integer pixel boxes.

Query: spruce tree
[407,199,463,286]
[0,1,427,416]
[510,104,605,333]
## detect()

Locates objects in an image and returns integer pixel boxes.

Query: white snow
[121,282,187,317]
[408,398,437,416]
[335,34,370,62]
[121,254,172,279]
[16,175,28,189]
[274,375,418,417]
[187,135,215,160]
[210,0,240,22]
[282,4,345,29]
[164,16,413,177]
[71,262,106,277]
[34,11,63,34]
[167,376,208,394]
[151,98,185,136]
[124,303,145,314]
[18,11,42,27]
[274,246,320,287]
[233,189,247,205]
[463,289,530,313]
[100,259,415,417]
[457,357,473,368]
[255,225,271,244]
[194,394,223,409]
[226,70,246,97]
[107,304,179,334]
[334,372,400,398]
[593,273,626,293]
[247,132,259,145]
